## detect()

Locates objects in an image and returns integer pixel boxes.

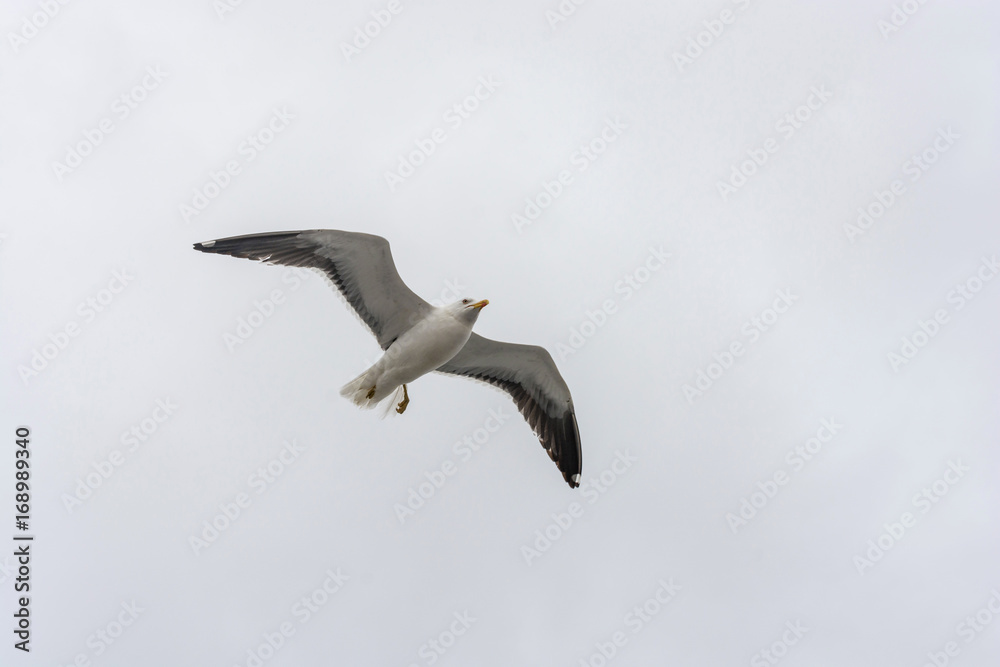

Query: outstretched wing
[436,333,582,488]
[194,230,431,350]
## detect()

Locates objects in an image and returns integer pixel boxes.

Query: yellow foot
[395,384,410,414]
[366,385,376,400]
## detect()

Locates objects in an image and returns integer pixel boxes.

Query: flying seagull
[193,230,583,488]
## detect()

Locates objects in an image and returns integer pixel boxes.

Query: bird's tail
[339,366,404,418]
[339,367,381,409]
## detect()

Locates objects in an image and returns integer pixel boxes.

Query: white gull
[194,229,583,488]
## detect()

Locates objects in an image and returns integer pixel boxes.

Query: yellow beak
[469,299,489,310]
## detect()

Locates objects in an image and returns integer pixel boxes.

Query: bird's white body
[339,302,480,409]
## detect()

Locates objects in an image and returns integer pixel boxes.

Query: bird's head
[448,297,489,325]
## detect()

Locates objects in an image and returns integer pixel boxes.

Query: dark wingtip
[191,231,307,259]
[557,409,582,489]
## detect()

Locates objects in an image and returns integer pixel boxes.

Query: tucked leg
[396,384,410,414]
[366,385,376,399]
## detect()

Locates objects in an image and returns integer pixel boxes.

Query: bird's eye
[462,299,470,304]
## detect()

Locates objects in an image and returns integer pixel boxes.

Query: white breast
[377,308,473,386]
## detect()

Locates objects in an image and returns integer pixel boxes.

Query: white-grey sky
[2,0,999,665]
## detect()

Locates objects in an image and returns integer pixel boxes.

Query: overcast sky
[2,0,1000,665]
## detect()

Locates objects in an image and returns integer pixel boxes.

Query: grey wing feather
[194,230,430,349]
[436,333,583,488]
